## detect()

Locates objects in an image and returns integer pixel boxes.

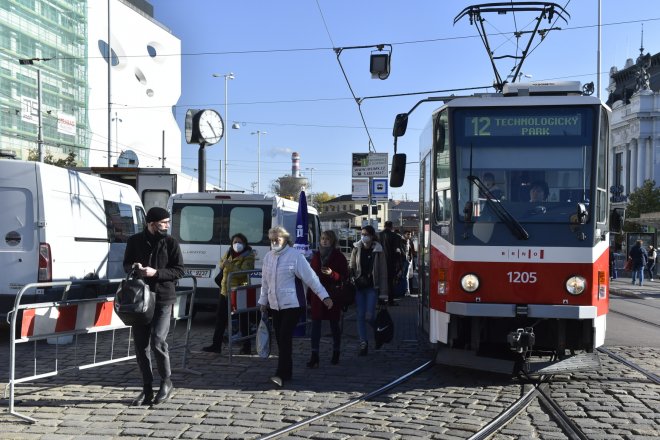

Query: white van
[0,160,145,317]
[168,192,320,311]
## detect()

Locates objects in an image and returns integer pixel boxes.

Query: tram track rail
[609,309,660,330]
[468,376,590,440]
[257,345,658,440]
[469,347,660,440]
[597,346,660,385]
[258,359,434,440]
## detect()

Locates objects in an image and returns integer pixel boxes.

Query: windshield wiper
[468,175,529,240]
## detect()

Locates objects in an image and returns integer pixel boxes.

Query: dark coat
[307,248,348,321]
[629,244,648,270]
[379,228,405,275]
[123,229,185,305]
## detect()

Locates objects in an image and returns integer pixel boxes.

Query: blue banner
[293,190,310,257]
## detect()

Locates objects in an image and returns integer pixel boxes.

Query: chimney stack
[291,152,300,178]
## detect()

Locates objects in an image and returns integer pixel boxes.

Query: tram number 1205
[507,272,538,283]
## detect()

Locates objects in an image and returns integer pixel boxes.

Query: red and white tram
[391,81,619,374]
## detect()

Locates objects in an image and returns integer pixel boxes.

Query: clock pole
[198,142,207,192]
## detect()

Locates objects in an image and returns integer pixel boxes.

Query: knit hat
[146,207,170,223]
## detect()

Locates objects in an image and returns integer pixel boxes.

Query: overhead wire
[313,0,377,152]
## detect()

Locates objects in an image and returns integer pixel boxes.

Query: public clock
[185,109,224,145]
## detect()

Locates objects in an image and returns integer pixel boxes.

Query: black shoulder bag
[114,269,155,326]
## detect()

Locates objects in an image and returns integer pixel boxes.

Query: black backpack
[114,269,155,326]
[374,307,394,345]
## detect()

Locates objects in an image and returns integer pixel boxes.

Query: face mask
[271,243,283,252]
[233,243,244,253]
[361,235,372,244]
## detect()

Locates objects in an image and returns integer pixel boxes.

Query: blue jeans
[355,287,378,344]
[631,265,644,285]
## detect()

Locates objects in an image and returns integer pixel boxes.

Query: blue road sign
[372,178,388,199]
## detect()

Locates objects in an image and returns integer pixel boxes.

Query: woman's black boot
[331,351,340,365]
[306,352,320,368]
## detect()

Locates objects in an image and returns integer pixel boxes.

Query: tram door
[419,153,432,334]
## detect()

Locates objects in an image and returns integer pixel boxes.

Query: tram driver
[529,180,549,203]
[481,172,503,200]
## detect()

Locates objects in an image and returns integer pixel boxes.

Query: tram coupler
[507,327,535,354]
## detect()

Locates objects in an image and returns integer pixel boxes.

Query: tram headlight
[460,273,480,293]
[565,276,587,295]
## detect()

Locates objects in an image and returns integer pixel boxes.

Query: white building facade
[87,0,182,171]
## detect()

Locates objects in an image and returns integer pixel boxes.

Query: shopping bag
[114,269,155,326]
[256,312,271,358]
[374,307,394,345]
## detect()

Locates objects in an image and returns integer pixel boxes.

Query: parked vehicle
[0,160,145,318]
[73,165,177,212]
[167,192,320,311]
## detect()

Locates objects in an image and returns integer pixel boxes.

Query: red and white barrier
[20,300,123,339]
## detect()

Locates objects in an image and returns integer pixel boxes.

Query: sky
[152,0,659,201]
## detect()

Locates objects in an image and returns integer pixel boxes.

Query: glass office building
[0,0,89,164]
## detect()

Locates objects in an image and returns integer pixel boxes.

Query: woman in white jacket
[258,226,333,387]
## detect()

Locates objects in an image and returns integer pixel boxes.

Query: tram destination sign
[352,152,388,177]
[465,113,583,137]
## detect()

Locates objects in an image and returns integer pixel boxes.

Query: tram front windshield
[453,106,595,224]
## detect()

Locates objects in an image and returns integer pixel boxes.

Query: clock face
[198,109,224,145]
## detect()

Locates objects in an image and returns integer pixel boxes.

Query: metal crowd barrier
[225,270,262,364]
[4,275,197,424]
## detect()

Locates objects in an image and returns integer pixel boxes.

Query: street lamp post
[306,167,316,204]
[251,130,267,194]
[18,57,51,162]
[111,112,122,159]
[212,72,234,189]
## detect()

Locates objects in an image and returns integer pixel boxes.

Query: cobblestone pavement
[1,295,659,439]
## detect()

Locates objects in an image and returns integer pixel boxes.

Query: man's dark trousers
[132,303,172,386]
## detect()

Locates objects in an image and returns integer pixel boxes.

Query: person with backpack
[306,230,349,368]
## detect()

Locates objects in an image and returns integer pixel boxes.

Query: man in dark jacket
[378,221,405,305]
[628,239,648,286]
[123,207,184,406]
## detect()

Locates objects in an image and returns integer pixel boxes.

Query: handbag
[623,257,633,272]
[333,279,356,307]
[256,311,271,359]
[354,273,372,290]
[114,269,155,326]
[214,269,223,287]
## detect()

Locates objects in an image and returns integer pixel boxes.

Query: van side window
[135,207,146,231]
[179,205,215,242]
[104,201,135,243]
[228,206,267,245]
